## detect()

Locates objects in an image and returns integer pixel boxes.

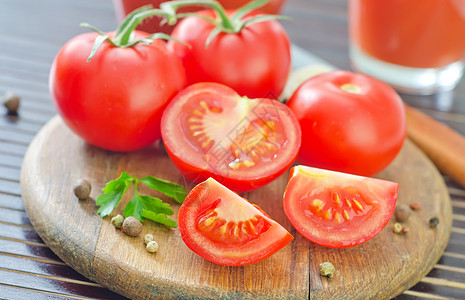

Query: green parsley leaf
[95,172,187,227]
[142,209,177,228]
[124,194,144,222]
[96,172,133,217]
[140,176,187,204]
[139,195,174,216]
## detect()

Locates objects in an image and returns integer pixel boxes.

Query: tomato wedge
[161,82,301,193]
[283,166,398,248]
[178,178,293,266]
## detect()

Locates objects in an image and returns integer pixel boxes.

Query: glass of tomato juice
[112,0,287,34]
[349,0,465,94]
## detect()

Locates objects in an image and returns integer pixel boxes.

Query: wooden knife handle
[405,104,465,188]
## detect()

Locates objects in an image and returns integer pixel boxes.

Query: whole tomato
[49,24,186,152]
[167,5,291,99]
[286,70,407,177]
[113,0,287,34]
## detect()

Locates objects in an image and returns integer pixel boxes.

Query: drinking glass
[349,0,465,95]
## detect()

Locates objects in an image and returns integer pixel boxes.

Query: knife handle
[405,104,465,188]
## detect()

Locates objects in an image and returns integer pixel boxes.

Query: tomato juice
[112,0,287,33]
[349,0,465,69]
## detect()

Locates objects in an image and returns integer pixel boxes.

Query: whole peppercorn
[319,262,335,278]
[144,233,154,245]
[122,216,143,237]
[111,214,124,229]
[393,222,403,234]
[409,203,422,211]
[395,204,411,222]
[3,91,20,115]
[146,240,159,253]
[73,179,91,200]
[429,217,439,228]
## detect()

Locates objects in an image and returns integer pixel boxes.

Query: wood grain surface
[3,1,465,299]
[20,115,452,300]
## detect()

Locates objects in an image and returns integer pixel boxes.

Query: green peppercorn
[111,214,124,229]
[319,262,335,278]
[146,240,159,253]
[144,233,154,245]
[393,222,403,234]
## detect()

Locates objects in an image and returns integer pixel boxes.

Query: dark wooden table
[1,0,464,299]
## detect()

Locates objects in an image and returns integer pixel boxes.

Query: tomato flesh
[283,165,398,248]
[161,82,301,193]
[178,178,293,266]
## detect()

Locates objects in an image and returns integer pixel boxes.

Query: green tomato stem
[161,0,235,31]
[114,7,175,46]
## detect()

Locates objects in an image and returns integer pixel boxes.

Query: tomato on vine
[49,6,186,152]
[164,0,291,99]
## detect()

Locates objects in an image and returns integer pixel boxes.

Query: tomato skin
[283,165,398,248]
[219,0,286,14]
[178,177,293,266]
[167,10,291,99]
[161,82,301,193]
[286,70,407,176]
[114,0,287,34]
[49,31,186,152]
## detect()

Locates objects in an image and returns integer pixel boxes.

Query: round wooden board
[21,115,452,300]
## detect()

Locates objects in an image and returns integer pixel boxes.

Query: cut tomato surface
[161,82,301,193]
[283,165,398,248]
[178,178,293,266]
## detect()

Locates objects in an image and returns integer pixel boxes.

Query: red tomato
[283,165,398,248]
[286,70,407,176]
[220,0,286,14]
[49,31,186,152]
[178,177,293,266]
[161,82,301,193]
[167,9,291,99]
[114,0,287,34]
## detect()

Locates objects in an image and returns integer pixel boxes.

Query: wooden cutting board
[21,114,452,299]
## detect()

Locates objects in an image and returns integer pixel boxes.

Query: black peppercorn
[429,217,439,228]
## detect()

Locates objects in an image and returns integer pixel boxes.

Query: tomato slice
[178,177,293,266]
[283,165,398,248]
[161,82,301,193]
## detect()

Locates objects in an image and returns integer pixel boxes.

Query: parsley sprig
[96,172,186,228]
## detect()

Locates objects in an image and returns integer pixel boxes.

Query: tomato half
[286,70,407,177]
[178,177,293,266]
[49,31,186,152]
[167,9,291,99]
[283,165,398,248]
[161,82,301,193]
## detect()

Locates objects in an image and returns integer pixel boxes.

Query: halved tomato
[178,177,293,266]
[161,82,301,193]
[283,165,398,248]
